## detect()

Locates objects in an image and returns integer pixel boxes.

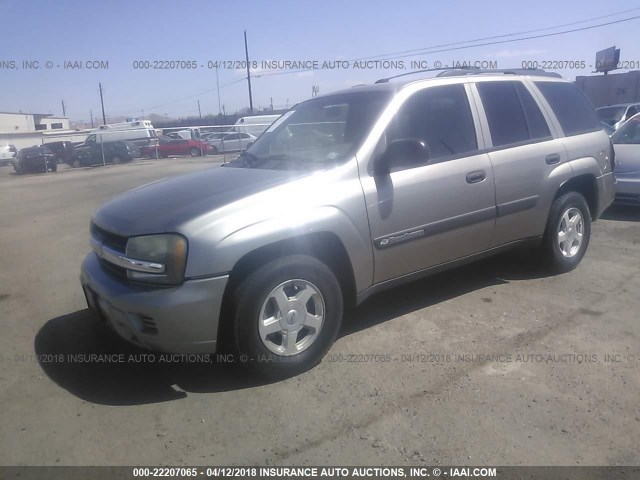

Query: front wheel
[189,147,200,157]
[540,191,591,272]
[232,255,343,377]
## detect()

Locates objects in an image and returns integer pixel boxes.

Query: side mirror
[374,138,429,176]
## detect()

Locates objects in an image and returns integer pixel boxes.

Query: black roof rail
[375,67,477,84]
[436,68,561,78]
[374,67,561,84]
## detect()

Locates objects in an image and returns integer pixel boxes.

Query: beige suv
[82,68,616,376]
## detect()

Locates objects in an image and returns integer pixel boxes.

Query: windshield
[597,106,626,125]
[612,114,640,144]
[225,90,392,171]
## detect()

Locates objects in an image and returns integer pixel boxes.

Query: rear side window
[477,81,551,147]
[535,81,600,136]
[514,82,551,140]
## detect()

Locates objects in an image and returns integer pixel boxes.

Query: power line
[254,12,640,79]
[123,8,640,115]
[343,7,640,63]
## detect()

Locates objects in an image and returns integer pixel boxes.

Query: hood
[613,144,640,175]
[93,165,308,236]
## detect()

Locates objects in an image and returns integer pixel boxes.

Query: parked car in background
[207,132,256,153]
[597,103,640,131]
[13,146,57,174]
[85,123,157,151]
[70,141,138,167]
[611,113,640,206]
[44,141,77,164]
[142,137,211,158]
[235,114,281,136]
[0,144,18,166]
[82,69,614,377]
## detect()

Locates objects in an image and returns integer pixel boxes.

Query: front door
[359,83,497,284]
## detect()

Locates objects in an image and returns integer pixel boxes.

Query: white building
[0,112,70,134]
[0,112,88,150]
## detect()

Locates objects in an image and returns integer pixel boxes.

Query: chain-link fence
[1,121,277,174]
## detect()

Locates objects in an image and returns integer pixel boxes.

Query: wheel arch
[555,174,598,220]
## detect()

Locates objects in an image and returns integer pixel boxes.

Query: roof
[315,68,566,99]
[0,111,68,119]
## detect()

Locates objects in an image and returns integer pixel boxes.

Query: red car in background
[143,136,212,158]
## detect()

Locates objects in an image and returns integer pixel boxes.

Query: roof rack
[375,67,470,84]
[374,67,561,84]
[436,68,561,78]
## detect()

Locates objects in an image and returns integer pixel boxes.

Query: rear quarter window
[534,81,600,136]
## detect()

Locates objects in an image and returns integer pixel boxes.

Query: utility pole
[198,100,202,120]
[61,99,66,117]
[98,82,106,125]
[215,66,222,116]
[90,109,94,128]
[244,30,254,113]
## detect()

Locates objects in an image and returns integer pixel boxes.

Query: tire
[540,191,591,272]
[232,255,343,377]
[49,162,57,172]
[210,146,218,155]
[189,147,200,157]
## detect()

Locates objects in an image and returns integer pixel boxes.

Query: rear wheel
[540,191,591,272]
[232,255,343,377]
[189,147,200,157]
[210,145,218,155]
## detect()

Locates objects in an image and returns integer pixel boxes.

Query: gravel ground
[0,158,638,466]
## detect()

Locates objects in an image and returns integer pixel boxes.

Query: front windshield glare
[229,91,391,170]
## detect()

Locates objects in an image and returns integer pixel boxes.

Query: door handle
[545,153,561,165]
[466,170,486,184]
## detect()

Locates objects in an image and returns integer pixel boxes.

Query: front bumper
[80,252,228,353]
[614,173,640,206]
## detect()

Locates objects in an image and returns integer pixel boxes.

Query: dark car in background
[44,141,78,164]
[13,146,57,174]
[70,140,138,167]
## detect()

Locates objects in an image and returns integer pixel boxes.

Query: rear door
[471,79,569,245]
[360,83,497,283]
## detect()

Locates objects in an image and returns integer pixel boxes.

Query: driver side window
[385,84,478,170]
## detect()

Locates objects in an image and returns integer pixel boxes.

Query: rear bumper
[80,252,228,353]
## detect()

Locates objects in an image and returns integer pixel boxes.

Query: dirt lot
[0,158,638,466]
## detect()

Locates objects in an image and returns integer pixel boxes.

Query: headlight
[125,234,188,285]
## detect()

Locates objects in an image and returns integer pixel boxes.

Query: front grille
[91,222,128,251]
[98,258,128,279]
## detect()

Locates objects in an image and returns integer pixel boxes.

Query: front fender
[189,206,374,294]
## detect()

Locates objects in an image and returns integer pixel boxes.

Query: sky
[1,0,639,124]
